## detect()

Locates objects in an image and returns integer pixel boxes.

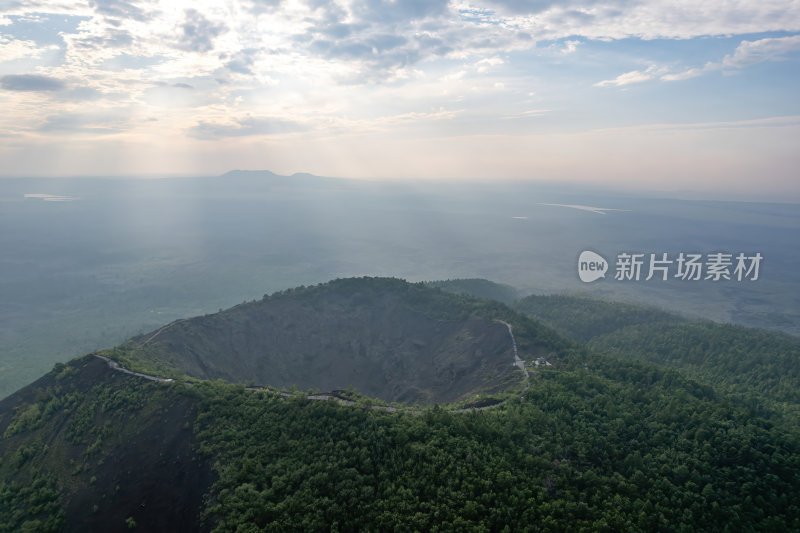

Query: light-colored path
[495,319,530,391]
[139,319,189,346]
[94,354,174,383]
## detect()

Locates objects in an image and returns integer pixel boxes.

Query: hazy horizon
[1,1,799,199]
[3,169,800,204]
[2,173,798,400]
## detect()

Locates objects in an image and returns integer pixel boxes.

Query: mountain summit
[118,277,566,404]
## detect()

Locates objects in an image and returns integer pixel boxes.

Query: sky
[1,0,799,199]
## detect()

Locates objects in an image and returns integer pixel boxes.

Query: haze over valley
[1,171,798,399]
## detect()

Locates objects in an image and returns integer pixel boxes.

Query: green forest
[1,278,799,532]
[514,291,800,423]
[514,294,685,343]
[194,366,799,532]
[2,353,798,532]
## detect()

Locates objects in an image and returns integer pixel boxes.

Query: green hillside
[1,278,799,531]
[514,293,800,426]
[514,294,685,343]
[3,348,799,531]
[589,322,800,406]
[425,279,520,305]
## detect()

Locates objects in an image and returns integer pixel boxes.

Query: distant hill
[114,277,567,405]
[589,321,800,406]
[514,294,684,342]
[425,278,519,305]
[514,293,800,415]
[217,169,331,187]
[219,169,280,179]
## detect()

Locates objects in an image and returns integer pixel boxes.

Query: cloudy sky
[1,0,799,197]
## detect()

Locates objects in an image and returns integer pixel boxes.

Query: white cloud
[594,69,653,87]
[722,34,800,68]
[464,0,800,40]
[660,65,710,82]
[0,1,94,17]
[175,8,227,53]
[0,0,798,195]
[662,35,800,82]
[561,39,580,54]
[3,1,798,102]
[0,36,58,62]
[37,110,130,134]
[1,73,66,91]
[475,56,504,72]
[188,116,306,140]
[362,108,463,130]
[594,65,665,87]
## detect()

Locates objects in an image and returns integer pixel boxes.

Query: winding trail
[93,319,530,413]
[139,319,189,346]
[495,319,531,392]
[94,354,174,383]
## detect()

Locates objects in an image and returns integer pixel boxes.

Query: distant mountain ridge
[218,169,328,182]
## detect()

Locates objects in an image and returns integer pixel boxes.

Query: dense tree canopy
[1,279,799,531]
[193,359,800,532]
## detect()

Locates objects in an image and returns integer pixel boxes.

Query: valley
[2,173,798,402]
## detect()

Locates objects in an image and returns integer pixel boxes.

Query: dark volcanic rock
[127,278,537,404]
